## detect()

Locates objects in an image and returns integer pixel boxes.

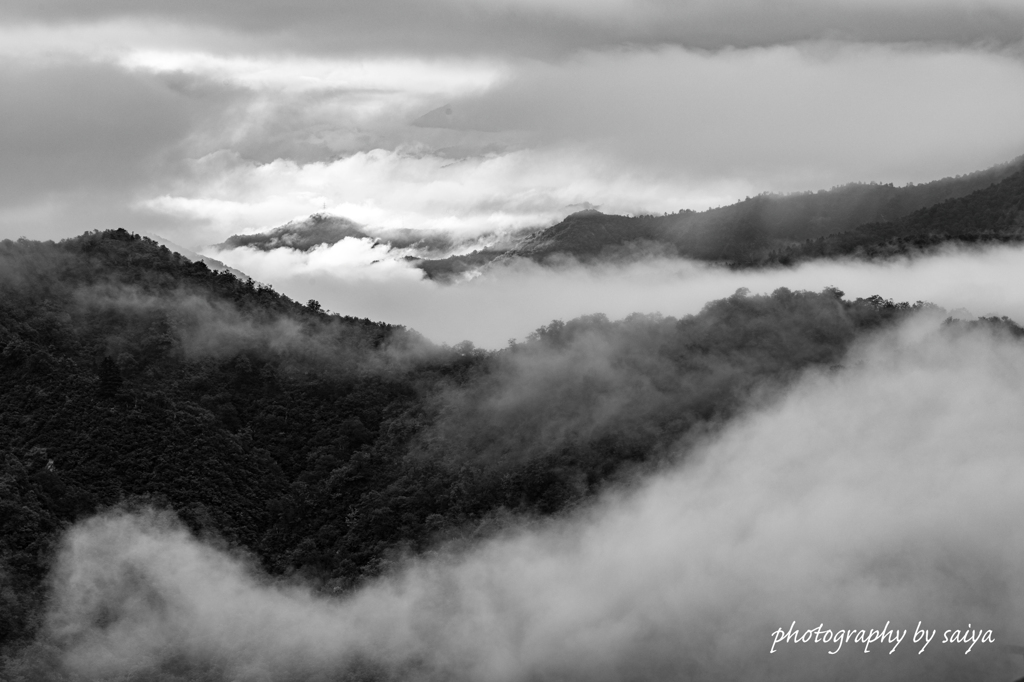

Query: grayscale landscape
[2,1,1024,680]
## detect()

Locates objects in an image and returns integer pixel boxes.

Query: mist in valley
[26,318,1024,682]
[211,240,1024,348]
[3,1,1024,681]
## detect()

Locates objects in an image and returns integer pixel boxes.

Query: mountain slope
[141,230,252,280]
[215,213,531,264]
[765,164,1024,264]
[208,155,1024,281]
[216,213,371,251]
[0,229,967,677]
[505,155,1024,265]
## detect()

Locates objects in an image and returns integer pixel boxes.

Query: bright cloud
[209,243,1024,348]
[1,4,1023,255]
[120,50,507,96]
[147,147,744,245]
[217,237,426,283]
[123,41,1024,251]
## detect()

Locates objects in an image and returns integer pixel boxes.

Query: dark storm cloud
[2,1,1024,58]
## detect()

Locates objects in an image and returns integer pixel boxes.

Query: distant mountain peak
[502,153,1024,266]
[215,215,370,252]
[566,208,604,218]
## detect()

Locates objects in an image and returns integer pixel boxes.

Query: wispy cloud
[149,147,734,245]
[120,51,507,95]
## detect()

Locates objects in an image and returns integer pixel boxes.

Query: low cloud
[208,242,1024,348]
[120,51,506,97]
[136,43,1024,248]
[40,320,1024,681]
[150,147,709,247]
[414,288,903,470]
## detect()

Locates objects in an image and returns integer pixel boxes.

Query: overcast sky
[2,0,1024,250]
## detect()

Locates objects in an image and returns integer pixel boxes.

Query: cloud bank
[2,2,1023,248]
[130,42,1024,247]
[43,320,1024,681]
[208,242,1024,348]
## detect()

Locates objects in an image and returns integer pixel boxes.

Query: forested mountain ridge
[410,155,1024,277]
[216,214,371,252]
[0,229,985,680]
[506,155,1024,265]
[762,160,1024,265]
[210,157,1024,282]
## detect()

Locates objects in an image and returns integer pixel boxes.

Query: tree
[97,356,123,398]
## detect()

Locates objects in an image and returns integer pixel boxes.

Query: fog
[0,237,431,377]
[212,242,1024,348]
[62,278,438,378]
[43,319,1024,681]
[414,287,888,470]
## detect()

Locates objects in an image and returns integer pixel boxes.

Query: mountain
[763,162,1024,265]
[216,213,371,252]
[207,156,1024,282]
[412,248,508,280]
[503,155,1024,266]
[141,230,252,280]
[0,229,939,676]
[214,213,530,266]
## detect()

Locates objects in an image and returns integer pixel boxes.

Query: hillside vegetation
[507,156,1024,266]
[762,162,1024,265]
[0,230,957,680]
[393,155,1024,277]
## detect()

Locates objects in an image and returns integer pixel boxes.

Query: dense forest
[762,160,1024,265]
[0,229,993,680]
